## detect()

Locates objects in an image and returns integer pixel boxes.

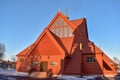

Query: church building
[16,11,117,76]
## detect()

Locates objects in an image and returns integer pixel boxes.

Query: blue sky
[0,0,120,60]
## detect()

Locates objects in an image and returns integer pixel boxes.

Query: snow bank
[57,75,96,80]
[0,69,15,76]
[13,71,28,76]
[7,77,16,80]
[57,76,81,80]
[118,70,120,73]
[0,69,28,76]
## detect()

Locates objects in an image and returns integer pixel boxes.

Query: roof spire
[66,7,69,19]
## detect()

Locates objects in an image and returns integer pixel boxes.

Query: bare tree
[10,55,16,62]
[113,57,120,64]
[113,57,120,70]
[0,43,5,60]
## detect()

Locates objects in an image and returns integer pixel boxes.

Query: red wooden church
[16,11,117,76]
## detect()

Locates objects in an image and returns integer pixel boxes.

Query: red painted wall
[82,54,103,74]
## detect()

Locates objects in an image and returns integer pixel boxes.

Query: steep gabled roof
[45,29,65,55]
[71,18,89,39]
[60,37,74,54]
[46,11,89,53]
[34,31,63,56]
[49,31,68,53]
[17,28,66,57]
[16,44,33,56]
[70,18,83,29]
[48,11,88,39]
[17,11,89,57]
[47,11,76,30]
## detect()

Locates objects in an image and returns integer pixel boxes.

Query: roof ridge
[70,18,84,21]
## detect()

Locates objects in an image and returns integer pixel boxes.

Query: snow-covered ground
[57,75,97,80]
[0,68,28,80]
[0,68,28,76]
[0,68,120,80]
[0,68,97,80]
[118,70,120,73]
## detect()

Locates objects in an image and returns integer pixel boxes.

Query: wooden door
[40,61,48,72]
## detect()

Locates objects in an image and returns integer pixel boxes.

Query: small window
[33,62,39,66]
[87,57,96,62]
[20,57,25,62]
[80,43,83,50]
[50,62,57,66]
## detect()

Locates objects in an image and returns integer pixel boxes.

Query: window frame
[50,61,57,66]
[33,61,40,66]
[20,57,25,62]
[86,57,96,62]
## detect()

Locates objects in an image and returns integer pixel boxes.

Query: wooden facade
[16,11,117,76]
